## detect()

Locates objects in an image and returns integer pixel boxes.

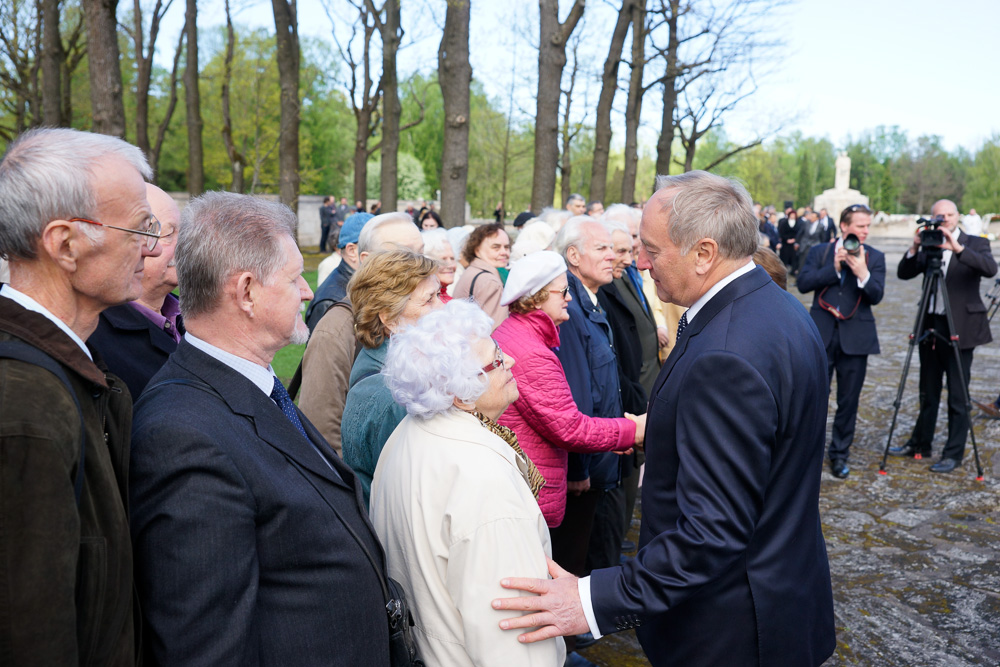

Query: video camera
[916,215,946,255]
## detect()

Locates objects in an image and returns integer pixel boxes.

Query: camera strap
[817,243,869,321]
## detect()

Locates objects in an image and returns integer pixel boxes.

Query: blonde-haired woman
[341,249,443,505]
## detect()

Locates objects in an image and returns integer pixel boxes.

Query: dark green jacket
[0,295,135,666]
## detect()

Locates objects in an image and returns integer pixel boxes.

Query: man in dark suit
[494,171,835,667]
[889,199,998,473]
[130,192,391,666]
[797,204,885,479]
[90,184,184,398]
[319,196,334,252]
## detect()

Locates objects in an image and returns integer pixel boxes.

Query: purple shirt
[129,293,182,344]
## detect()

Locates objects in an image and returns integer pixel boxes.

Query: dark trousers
[826,326,868,462]
[549,489,600,578]
[319,223,331,253]
[909,315,975,461]
[585,486,626,573]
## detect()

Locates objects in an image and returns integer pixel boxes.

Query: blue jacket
[554,271,624,490]
[341,340,407,506]
[305,261,355,332]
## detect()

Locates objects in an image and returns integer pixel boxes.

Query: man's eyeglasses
[549,286,570,299]
[481,340,507,374]
[69,215,162,251]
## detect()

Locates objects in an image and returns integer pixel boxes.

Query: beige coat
[371,409,565,667]
[452,257,508,328]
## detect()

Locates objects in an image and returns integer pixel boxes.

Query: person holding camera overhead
[798,204,886,479]
[889,199,998,473]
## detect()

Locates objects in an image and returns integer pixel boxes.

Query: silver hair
[358,212,415,255]
[538,207,572,232]
[553,216,604,260]
[601,203,638,229]
[420,228,452,259]
[566,193,585,205]
[176,192,297,318]
[652,170,759,259]
[0,128,152,260]
[382,299,495,419]
[602,218,630,238]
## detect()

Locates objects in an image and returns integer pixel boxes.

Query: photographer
[889,199,998,473]
[798,204,885,479]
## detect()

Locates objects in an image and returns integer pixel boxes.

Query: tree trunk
[151,29,185,178]
[60,13,85,125]
[375,0,401,212]
[272,0,299,214]
[81,0,126,137]
[653,0,680,189]
[620,0,645,203]
[184,0,203,194]
[559,41,580,208]
[589,0,633,204]
[222,0,245,192]
[132,0,167,159]
[531,0,585,213]
[353,108,371,203]
[438,0,470,229]
[40,0,62,126]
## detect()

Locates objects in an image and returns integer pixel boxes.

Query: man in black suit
[798,204,886,478]
[494,171,835,667]
[889,199,998,473]
[318,196,334,252]
[818,208,837,241]
[130,192,391,665]
[90,184,184,398]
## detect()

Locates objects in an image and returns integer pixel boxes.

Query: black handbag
[386,576,423,666]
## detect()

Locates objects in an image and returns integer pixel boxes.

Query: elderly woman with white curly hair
[370,299,565,667]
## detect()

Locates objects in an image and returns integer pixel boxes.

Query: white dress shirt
[0,284,92,360]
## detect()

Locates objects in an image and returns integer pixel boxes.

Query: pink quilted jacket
[494,310,636,527]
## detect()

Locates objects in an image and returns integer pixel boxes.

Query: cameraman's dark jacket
[0,296,135,666]
[797,240,885,356]
[897,230,997,350]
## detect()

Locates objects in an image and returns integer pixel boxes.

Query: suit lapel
[172,342,351,490]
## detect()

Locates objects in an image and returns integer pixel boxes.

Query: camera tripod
[879,252,985,480]
[985,277,1000,322]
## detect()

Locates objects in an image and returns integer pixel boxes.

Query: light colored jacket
[299,300,355,456]
[371,409,565,667]
[452,257,507,328]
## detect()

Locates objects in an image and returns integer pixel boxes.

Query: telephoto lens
[843,233,861,256]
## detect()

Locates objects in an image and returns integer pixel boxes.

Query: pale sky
[157,0,1000,154]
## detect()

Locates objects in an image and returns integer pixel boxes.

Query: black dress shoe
[830,459,849,479]
[929,458,960,473]
[888,443,932,459]
[973,400,1000,420]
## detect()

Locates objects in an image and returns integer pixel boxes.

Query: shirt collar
[184,332,276,396]
[683,260,756,325]
[0,284,92,359]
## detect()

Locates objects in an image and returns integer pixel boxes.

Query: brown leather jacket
[0,295,136,665]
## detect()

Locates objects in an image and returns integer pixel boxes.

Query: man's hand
[566,478,590,495]
[493,558,590,643]
[940,226,965,254]
[656,326,670,348]
[838,245,869,282]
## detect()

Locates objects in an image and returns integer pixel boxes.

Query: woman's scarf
[471,410,545,500]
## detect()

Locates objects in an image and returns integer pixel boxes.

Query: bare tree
[365,0,401,211]
[81,0,125,136]
[438,0,470,228]
[271,0,299,213]
[620,0,646,202]
[0,0,40,136]
[221,0,245,191]
[183,0,203,193]
[150,28,184,177]
[531,0,585,213]
[39,0,62,125]
[559,36,583,207]
[128,0,173,158]
[589,0,635,204]
[326,0,382,203]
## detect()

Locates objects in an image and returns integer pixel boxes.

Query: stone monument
[813,152,870,222]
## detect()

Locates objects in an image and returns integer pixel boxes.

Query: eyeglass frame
[548,286,570,299]
[68,215,162,251]
[481,340,507,374]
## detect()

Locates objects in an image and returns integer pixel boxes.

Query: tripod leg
[881,268,940,473]
[938,283,985,480]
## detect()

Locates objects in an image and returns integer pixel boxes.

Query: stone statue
[834,153,851,192]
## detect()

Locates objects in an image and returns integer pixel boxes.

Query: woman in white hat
[492,251,644,528]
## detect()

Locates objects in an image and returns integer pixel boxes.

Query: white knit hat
[500,251,567,306]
